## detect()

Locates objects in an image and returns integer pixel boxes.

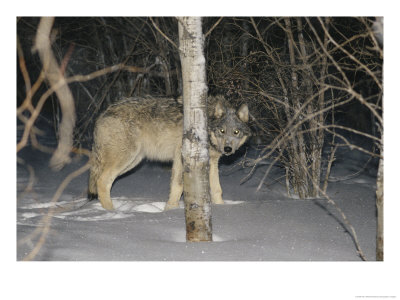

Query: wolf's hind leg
[97,169,118,210]
[88,166,99,198]
[97,149,143,210]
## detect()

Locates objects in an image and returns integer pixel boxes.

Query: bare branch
[21,160,91,261]
[204,17,223,38]
[34,17,76,171]
[317,17,382,91]
[150,17,179,50]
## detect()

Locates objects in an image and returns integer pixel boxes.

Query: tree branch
[34,17,76,171]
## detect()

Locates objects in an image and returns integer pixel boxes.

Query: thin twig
[323,145,337,193]
[149,17,178,50]
[204,17,223,38]
[328,155,373,183]
[21,160,91,261]
[300,159,367,261]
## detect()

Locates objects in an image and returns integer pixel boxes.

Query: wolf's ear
[214,101,225,118]
[237,103,249,123]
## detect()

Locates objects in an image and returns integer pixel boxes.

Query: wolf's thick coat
[89,95,250,210]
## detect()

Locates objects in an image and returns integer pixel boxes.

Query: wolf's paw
[213,200,225,205]
[211,197,224,205]
[164,202,179,211]
[100,201,114,211]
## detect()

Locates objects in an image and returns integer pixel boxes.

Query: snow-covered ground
[17,130,378,261]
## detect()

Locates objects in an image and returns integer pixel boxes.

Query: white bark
[178,17,212,242]
[376,150,383,260]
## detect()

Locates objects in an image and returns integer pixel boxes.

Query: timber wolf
[88,95,251,210]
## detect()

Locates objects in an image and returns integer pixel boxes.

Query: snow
[14,123,397,299]
[17,130,379,262]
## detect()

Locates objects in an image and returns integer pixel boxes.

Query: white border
[3,1,399,299]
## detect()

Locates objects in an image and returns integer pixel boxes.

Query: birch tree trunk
[178,17,212,242]
[376,151,383,261]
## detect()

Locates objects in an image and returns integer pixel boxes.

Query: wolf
[88,95,251,211]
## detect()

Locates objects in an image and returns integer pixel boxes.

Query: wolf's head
[209,99,251,156]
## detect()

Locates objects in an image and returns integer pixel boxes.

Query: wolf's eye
[234,129,240,135]
[220,129,225,134]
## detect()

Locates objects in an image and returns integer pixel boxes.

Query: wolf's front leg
[165,149,183,211]
[209,153,224,204]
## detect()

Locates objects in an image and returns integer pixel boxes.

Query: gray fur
[88,95,250,210]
